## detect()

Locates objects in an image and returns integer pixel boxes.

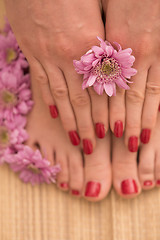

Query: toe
[138,145,155,190]
[112,135,141,199]
[68,149,84,197]
[83,133,112,202]
[55,151,69,191]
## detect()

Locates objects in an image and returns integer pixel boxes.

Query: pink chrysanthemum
[0,69,33,120]
[0,30,28,70]
[0,115,28,152]
[5,146,61,185]
[73,37,137,96]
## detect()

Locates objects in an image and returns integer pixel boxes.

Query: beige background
[0,1,160,239]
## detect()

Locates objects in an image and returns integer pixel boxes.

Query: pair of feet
[26,70,160,201]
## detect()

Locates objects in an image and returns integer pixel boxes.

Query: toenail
[114,120,123,138]
[121,179,138,194]
[95,123,105,139]
[128,136,138,152]
[144,180,153,187]
[83,139,93,155]
[49,105,58,118]
[60,182,69,189]
[85,181,101,197]
[68,131,80,146]
[140,129,151,144]
[156,180,160,186]
[72,190,80,196]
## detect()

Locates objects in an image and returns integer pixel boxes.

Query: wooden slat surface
[0,2,160,239]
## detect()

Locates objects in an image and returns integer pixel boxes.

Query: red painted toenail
[72,190,80,196]
[157,180,160,185]
[95,123,105,139]
[83,139,93,155]
[68,131,80,146]
[85,181,101,197]
[128,136,138,152]
[121,179,138,194]
[60,182,69,189]
[140,129,151,144]
[49,105,58,118]
[114,120,123,138]
[144,180,153,186]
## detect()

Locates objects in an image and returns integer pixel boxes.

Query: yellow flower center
[2,90,17,105]
[0,127,9,147]
[102,63,114,75]
[6,48,17,63]
[27,164,41,174]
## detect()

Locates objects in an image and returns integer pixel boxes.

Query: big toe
[83,133,112,202]
[112,135,141,198]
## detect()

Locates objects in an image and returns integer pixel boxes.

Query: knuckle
[52,86,68,99]
[36,74,48,85]
[126,119,140,130]
[126,89,144,104]
[71,94,90,107]
[146,82,160,95]
[79,124,92,134]
[61,116,75,130]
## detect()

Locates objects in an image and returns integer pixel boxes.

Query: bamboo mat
[1,2,160,239]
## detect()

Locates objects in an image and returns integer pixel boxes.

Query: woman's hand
[5,0,109,154]
[103,0,160,151]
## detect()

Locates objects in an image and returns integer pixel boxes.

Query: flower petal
[93,82,104,95]
[87,75,97,87]
[92,46,104,57]
[122,68,137,79]
[115,77,130,90]
[104,83,114,97]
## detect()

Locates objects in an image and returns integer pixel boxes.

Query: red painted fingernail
[121,179,138,194]
[114,120,123,138]
[95,123,105,139]
[140,129,151,144]
[68,131,80,146]
[83,139,93,155]
[128,136,138,152]
[85,181,101,197]
[144,180,153,186]
[72,190,80,196]
[49,105,58,118]
[60,182,69,189]
[156,180,160,185]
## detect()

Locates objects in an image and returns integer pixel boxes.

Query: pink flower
[0,30,28,70]
[6,146,61,185]
[3,17,12,35]
[73,37,137,96]
[0,115,28,152]
[0,69,33,120]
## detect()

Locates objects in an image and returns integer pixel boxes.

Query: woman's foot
[26,69,112,201]
[112,110,160,198]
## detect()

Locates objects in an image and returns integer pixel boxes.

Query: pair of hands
[4,0,160,153]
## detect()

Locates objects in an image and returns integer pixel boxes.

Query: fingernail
[49,105,58,118]
[60,182,69,189]
[128,136,138,152]
[68,131,80,146]
[95,123,105,139]
[72,190,80,196]
[121,179,138,194]
[156,180,160,185]
[114,120,123,138]
[83,139,93,154]
[85,181,101,197]
[144,180,153,186]
[140,129,151,144]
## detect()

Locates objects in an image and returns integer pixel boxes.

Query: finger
[64,68,96,155]
[44,63,80,147]
[109,87,125,138]
[88,87,109,139]
[140,64,160,144]
[125,65,148,152]
[29,58,59,118]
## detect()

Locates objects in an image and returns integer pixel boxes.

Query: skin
[4,0,109,154]
[103,0,160,149]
